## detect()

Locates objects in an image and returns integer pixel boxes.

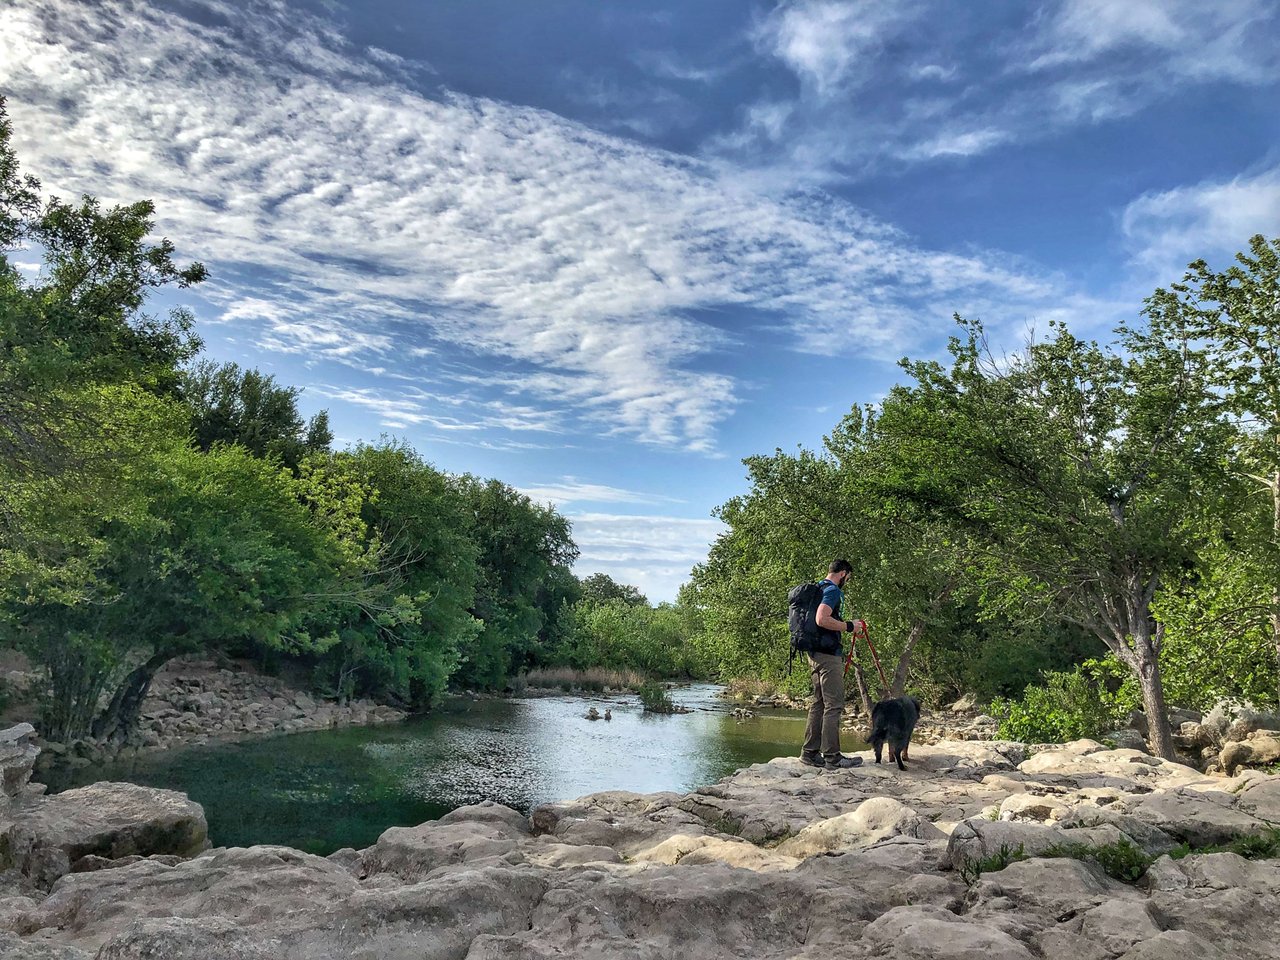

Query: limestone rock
[944,818,1133,869]
[0,783,207,888]
[859,904,1037,960]
[0,932,90,959]
[1103,728,1147,752]
[0,725,39,803]
[776,797,944,858]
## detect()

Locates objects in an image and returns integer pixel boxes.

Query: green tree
[0,98,205,515]
[309,441,481,707]
[876,317,1225,758]
[452,478,578,689]
[181,360,332,469]
[579,572,648,607]
[6,417,356,743]
[1144,235,1280,703]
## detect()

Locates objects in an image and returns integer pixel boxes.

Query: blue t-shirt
[817,579,843,652]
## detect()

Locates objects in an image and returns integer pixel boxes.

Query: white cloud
[315,385,563,435]
[1029,0,1277,83]
[0,0,1106,453]
[569,512,726,603]
[519,479,683,508]
[755,0,926,98]
[1120,165,1280,275]
[735,0,1279,177]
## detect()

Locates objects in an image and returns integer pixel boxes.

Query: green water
[47,684,852,855]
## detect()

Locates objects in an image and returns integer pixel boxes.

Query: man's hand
[845,619,866,634]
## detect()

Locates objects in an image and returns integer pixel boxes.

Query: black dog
[870,696,922,771]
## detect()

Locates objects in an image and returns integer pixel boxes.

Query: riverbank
[1,725,1278,958]
[25,657,407,776]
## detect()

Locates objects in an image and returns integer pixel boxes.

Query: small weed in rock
[711,815,744,837]
[1172,826,1280,862]
[1041,838,1153,883]
[958,843,1027,885]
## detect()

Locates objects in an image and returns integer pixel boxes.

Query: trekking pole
[845,622,890,690]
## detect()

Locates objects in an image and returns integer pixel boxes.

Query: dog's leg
[872,735,884,765]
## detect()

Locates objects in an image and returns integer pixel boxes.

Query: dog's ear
[911,696,923,711]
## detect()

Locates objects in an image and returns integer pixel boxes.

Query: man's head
[828,559,853,587]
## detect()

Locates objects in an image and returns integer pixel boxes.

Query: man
[800,559,866,770]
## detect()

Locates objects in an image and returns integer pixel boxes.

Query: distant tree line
[685,234,1280,760]
[0,101,699,745]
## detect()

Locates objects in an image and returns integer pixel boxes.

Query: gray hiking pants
[801,651,844,760]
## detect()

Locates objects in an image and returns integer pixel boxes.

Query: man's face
[836,570,849,587]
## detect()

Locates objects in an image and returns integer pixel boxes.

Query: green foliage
[181,360,332,470]
[960,839,1156,886]
[637,680,676,713]
[1170,826,1280,861]
[1151,541,1278,710]
[991,661,1134,744]
[579,573,647,607]
[450,477,578,690]
[958,843,1027,885]
[306,441,480,708]
[562,598,704,679]
[5,405,352,741]
[1042,838,1154,883]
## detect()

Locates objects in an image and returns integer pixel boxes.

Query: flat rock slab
[0,783,207,888]
[1,741,1278,958]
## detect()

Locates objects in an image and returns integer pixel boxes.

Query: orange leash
[844,623,890,690]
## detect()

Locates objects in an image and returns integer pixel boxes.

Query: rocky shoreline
[1,718,1278,958]
[22,658,407,776]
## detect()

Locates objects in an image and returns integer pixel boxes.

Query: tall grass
[522,666,648,693]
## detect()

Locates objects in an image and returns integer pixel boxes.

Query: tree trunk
[850,661,873,716]
[1137,653,1176,760]
[1272,469,1280,708]
[890,620,927,697]
[92,650,173,744]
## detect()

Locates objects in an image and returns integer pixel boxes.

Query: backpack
[787,581,826,668]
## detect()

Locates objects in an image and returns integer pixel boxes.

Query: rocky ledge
[2,726,1279,959]
[30,658,407,773]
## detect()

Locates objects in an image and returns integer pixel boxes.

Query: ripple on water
[48,684,814,853]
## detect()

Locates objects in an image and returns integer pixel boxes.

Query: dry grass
[521,666,648,692]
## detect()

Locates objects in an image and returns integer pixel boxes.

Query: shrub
[1043,838,1153,883]
[991,662,1132,743]
[638,680,676,713]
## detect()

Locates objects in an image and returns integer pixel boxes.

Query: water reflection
[48,684,849,855]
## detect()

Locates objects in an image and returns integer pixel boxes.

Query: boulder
[944,818,1135,869]
[1220,735,1280,776]
[1113,786,1269,847]
[361,817,525,882]
[775,797,944,858]
[0,783,208,888]
[1103,728,1148,752]
[998,793,1070,822]
[0,932,90,959]
[0,725,39,803]
[859,904,1037,960]
[1203,699,1280,743]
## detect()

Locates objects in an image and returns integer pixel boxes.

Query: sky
[2,0,1278,602]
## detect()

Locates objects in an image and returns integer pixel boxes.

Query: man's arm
[817,604,865,634]
[817,604,857,632]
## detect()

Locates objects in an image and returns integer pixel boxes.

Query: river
[47,684,857,855]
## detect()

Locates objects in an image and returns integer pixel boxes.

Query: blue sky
[3,0,1278,601]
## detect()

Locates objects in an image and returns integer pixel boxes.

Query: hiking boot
[799,752,823,768]
[824,755,864,770]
